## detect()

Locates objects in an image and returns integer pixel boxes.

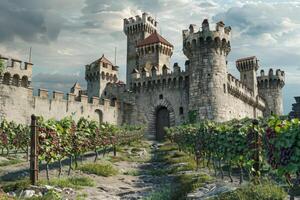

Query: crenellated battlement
[123,12,157,35]
[227,73,265,109]
[137,42,173,57]
[236,56,259,72]
[0,55,33,88]
[257,68,285,89]
[130,63,188,93]
[183,19,231,57]
[34,88,119,108]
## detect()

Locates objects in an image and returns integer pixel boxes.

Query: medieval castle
[0,13,285,139]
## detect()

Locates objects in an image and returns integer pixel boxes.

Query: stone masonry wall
[0,84,120,125]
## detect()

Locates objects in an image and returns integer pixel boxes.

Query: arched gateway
[148,99,175,140]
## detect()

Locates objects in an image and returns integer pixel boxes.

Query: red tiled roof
[137,31,173,48]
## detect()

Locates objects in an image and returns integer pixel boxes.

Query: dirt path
[0,141,241,200]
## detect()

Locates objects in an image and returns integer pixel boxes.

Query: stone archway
[148,99,175,140]
[95,109,103,124]
[155,107,170,140]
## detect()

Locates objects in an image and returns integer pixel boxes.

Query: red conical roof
[137,31,173,48]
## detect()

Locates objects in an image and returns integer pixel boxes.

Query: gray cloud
[32,72,86,93]
[0,0,299,114]
[0,0,66,43]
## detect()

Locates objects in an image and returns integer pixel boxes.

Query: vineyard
[166,116,300,197]
[0,117,144,180]
[0,116,299,199]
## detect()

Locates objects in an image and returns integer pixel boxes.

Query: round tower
[183,19,231,121]
[257,69,285,116]
[123,13,157,87]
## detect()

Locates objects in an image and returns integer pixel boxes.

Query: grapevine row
[165,116,300,186]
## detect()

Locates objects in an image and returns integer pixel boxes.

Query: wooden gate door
[155,107,170,141]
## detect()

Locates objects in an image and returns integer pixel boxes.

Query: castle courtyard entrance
[155,107,170,141]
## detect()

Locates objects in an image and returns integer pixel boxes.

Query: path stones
[187,183,237,200]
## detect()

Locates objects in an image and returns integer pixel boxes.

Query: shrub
[2,179,31,192]
[78,162,118,177]
[209,181,287,200]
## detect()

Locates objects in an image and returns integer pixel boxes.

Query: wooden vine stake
[30,114,39,185]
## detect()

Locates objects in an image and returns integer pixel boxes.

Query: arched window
[3,73,11,85]
[159,94,163,99]
[12,74,20,86]
[21,76,28,87]
[101,71,105,80]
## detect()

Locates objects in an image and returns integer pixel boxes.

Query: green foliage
[188,110,198,124]
[144,184,172,200]
[26,190,61,200]
[123,169,141,176]
[78,162,118,177]
[2,179,31,193]
[0,192,14,200]
[0,158,22,167]
[209,181,287,200]
[166,116,300,186]
[0,59,5,74]
[39,176,95,189]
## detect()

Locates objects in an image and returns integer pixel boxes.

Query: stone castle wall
[0,84,120,125]
[0,84,121,124]
[130,69,189,138]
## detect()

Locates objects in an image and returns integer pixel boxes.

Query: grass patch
[26,190,61,200]
[2,178,31,193]
[39,176,95,189]
[146,168,171,176]
[123,169,141,176]
[76,192,88,200]
[0,191,14,200]
[144,173,213,200]
[0,159,22,167]
[78,162,118,177]
[144,184,172,200]
[208,181,287,200]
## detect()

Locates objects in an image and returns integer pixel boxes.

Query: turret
[124,12,157,87]
[182,19,231,121]
[236,56,259,96]
[257,68,285,116]
[85,55,118,99]
[136,31,173,74]
[0,55,33,88]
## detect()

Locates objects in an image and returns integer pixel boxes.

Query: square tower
[123,12,157,86]
[85,55,118,99]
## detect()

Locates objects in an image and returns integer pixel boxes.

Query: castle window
[104,91,107,96]
[103,63,108,68]
[159,94,163,99]
[223,84,226,93]
[12,74,20,86]
[21,76,28,88]
[179,107,184,115]
[3,73,11,85]
[244,74,247,80]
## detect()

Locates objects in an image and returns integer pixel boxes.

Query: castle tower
[136,31,173,74]
[236,56,259,96]
[123,13,157,86]
[257,69,285,116]
[0,56,33,88]
[85,55,118,99]
[183,20,231,121]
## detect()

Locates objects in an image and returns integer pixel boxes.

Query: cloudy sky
[0,0,299,114]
